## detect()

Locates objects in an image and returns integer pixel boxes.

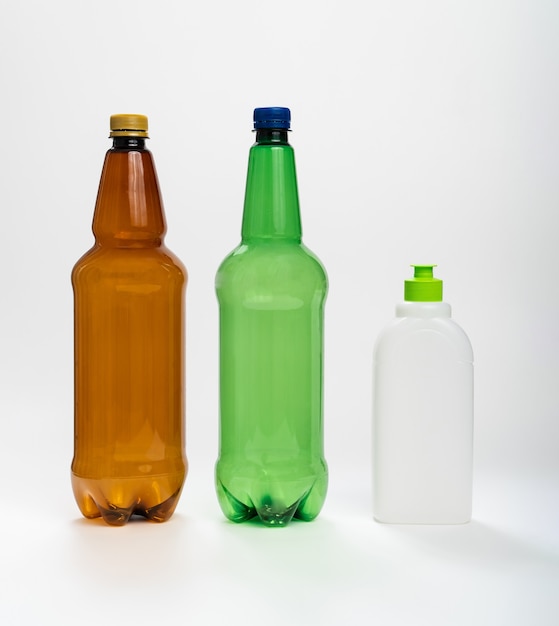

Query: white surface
[1,1,558,624]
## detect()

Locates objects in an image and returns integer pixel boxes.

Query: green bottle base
[215,465,328,527]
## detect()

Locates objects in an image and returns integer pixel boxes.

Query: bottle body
[373,302,473,524]
[215,110,328,526]
[216,242,327,525]
[71,128,187,525]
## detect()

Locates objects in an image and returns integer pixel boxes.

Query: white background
[1,1,558,624]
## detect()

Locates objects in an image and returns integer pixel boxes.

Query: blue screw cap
[253,107,291,130]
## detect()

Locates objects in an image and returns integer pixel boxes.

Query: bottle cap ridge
[110,114,149,137]
[253,107,291,130]
[404,265,443,302]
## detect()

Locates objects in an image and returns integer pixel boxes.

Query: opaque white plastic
[373,301,474,524]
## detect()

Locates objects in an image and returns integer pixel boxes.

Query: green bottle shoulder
[216,241,328,293]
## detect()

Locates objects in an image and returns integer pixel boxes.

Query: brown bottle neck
[92,138,166,248]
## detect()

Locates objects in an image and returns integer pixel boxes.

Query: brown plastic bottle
[71,114,187,525]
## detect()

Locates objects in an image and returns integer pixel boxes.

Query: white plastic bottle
[373,265,473,524]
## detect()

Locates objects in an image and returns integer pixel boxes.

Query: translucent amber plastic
[71,136,187,525]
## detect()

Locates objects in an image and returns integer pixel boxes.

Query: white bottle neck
[396,301,452,318]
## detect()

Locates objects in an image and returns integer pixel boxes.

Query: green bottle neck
[241,129,302,243]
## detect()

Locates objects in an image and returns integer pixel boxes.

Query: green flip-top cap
[404,265,443,301]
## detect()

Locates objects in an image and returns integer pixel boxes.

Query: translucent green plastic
[215,129,328,526]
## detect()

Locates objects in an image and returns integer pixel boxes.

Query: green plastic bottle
[215,107,328,526]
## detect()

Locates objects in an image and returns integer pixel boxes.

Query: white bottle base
[373,512,472,525]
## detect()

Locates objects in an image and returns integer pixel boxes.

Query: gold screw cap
[109,114,149,138]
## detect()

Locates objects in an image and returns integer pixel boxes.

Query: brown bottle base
[72,472,185,526]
